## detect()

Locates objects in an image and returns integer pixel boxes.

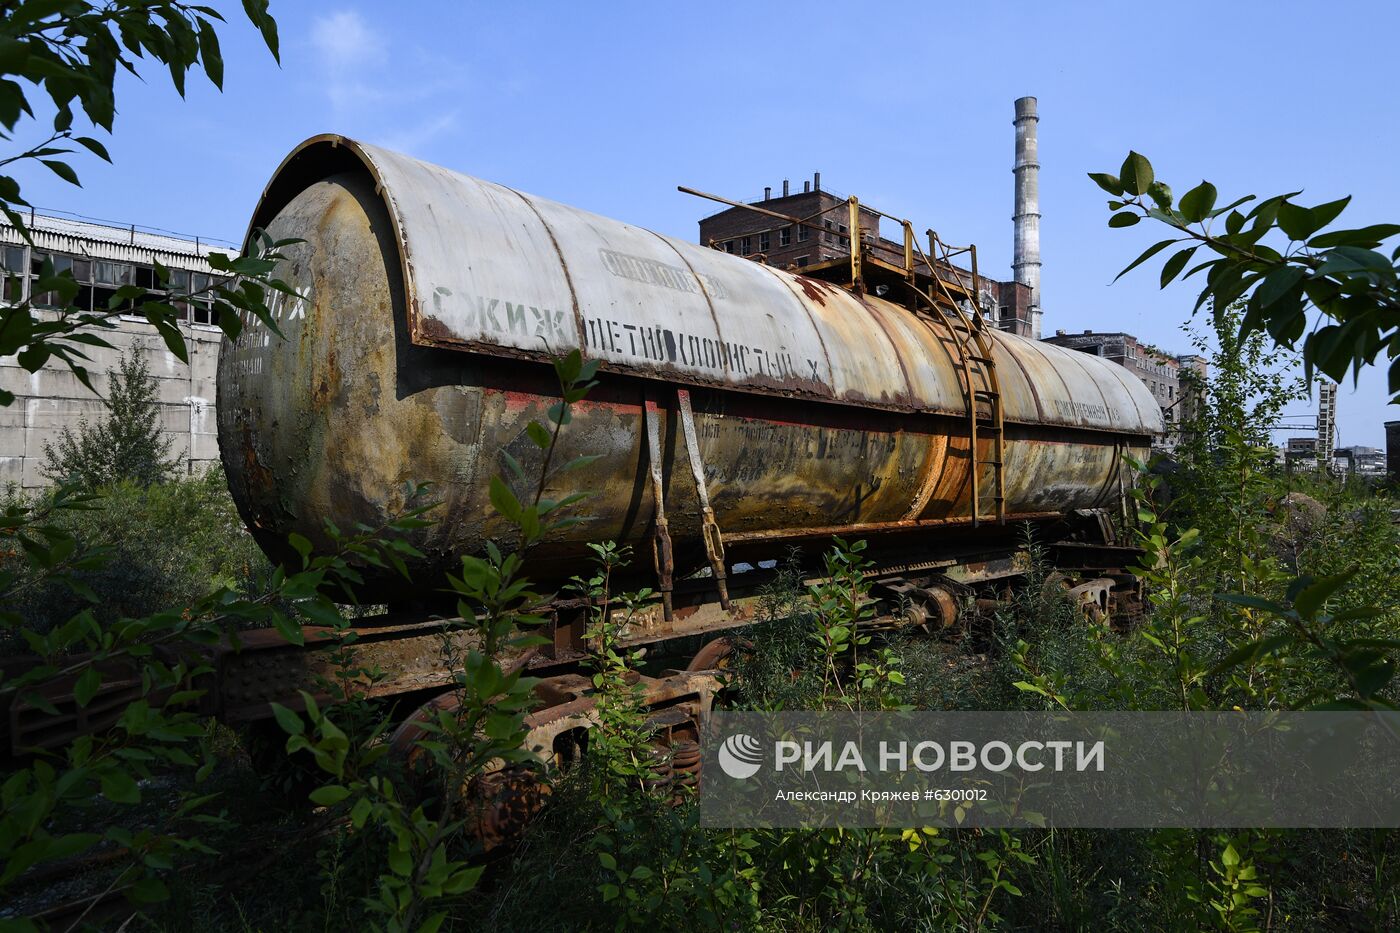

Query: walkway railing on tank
[678,185,1007,526]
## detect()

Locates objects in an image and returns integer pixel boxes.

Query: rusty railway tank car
[218,135,1162,620]
[4,134,1162,818]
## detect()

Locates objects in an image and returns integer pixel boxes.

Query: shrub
[1,467,270,640]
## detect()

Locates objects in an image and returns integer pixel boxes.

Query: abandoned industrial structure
[0,210,233,489]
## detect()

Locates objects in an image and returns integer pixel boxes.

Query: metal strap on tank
[642,391,675,622]
[676,388,731,610]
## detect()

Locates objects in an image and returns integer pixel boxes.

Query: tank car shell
[217,136,1162,596]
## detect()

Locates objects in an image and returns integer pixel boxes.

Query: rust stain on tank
[239,422,276,500]
[796,275,831,305]
[312,347,339,409]
[418,314,458,343]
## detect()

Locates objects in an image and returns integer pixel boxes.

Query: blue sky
[12,1,1397,446]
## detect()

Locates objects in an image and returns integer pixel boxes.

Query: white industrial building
[0,211,233,490]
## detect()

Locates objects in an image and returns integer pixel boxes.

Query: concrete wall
[1,316,222,489]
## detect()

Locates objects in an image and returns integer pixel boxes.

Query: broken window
[95,260,133,287]
[190,273,218,325]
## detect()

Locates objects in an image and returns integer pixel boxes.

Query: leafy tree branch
[1092,151,1400,400]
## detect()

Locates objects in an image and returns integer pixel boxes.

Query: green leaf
[1178,181,1217,223]
[1160,247,1197,288]
[1308,223,1400,248]
[1146,181,1173,210]
[309,784,350,806]
[1317,246,1392,277]
[1294,569,1358,620]
[1113,238,1177,282]
[1352,658,1394,698]
[418,911,448,933]
[1108,212,1140,228]
[73,666,101,708]
[1215,593,1288,615]
[271,611,305,647]
[488,475,523,523]
[127,876,169,904]
[271,702,305,736]
[525,420,552,449]
[101,769,141,804]
[1088,173,1124,196]
[74,136,112,162]
[499,448,526,481]
[41,159,80,186]
[1278,196,1350,241]
[243,0,282,63]
[1208,633,1295,676]
[1255,266,1305,308]
[1119,151,1153,196]
[0,304,35,356]
[196,18,224,89]
[1220,842,1239,867]
[288,532,313,565]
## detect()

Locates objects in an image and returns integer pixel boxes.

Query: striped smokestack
[1013,96,1041,338]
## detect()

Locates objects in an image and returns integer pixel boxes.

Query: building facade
[1333,445,1385,477]
[1285,436,1320,469]
[1,211,233,490]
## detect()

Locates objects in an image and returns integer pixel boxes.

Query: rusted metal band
[676,388,730,609]
[643,391,675,621]
[722,510,1062,544]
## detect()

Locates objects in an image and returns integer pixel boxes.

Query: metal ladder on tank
[902,229,1007,527]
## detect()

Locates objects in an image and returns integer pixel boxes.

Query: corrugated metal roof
[0,211,236,271]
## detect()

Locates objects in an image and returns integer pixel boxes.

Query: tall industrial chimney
[1013,96,1041,338]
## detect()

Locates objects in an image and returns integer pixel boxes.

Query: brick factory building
[1,210,233,490]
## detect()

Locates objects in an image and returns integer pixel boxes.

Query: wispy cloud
[308,8,464,152]
[312,10,384,68]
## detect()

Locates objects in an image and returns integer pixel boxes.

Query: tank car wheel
[386,690,551,852]
[687,636,741,672]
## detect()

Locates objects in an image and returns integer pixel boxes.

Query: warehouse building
[0,210,233,490]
